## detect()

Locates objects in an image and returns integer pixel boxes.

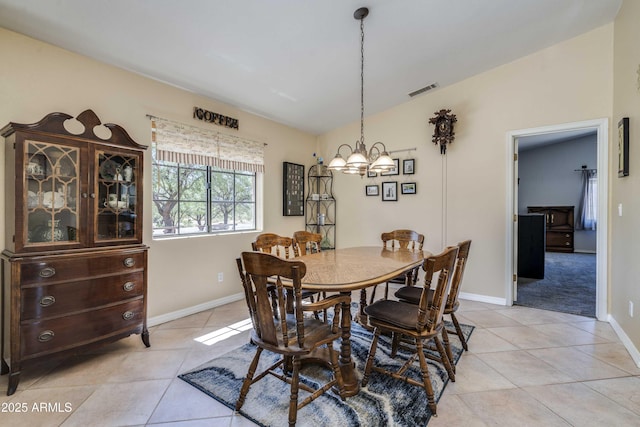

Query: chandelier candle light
[327,7,395,177]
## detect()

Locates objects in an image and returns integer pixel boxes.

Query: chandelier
[327,7,395,177]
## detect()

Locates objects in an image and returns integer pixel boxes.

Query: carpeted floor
[179,317,473,427]
[516,252,596,317]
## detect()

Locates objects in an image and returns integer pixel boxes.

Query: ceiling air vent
[408,83,439,98]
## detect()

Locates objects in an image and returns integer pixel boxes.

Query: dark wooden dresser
[527,206,574,253]
[1,110,149,395]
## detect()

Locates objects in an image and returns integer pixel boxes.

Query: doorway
[506,119,608,321]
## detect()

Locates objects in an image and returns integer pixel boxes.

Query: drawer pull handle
[123,282,135,292]
[122,311,135,321]
[39,296,56,307]
[39,267,56,278]
[123,257,135,268]
[565,242,570,246]
[565,234,570,238]
[38,330,55,342]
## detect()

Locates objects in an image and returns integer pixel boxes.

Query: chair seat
[394,285,425,304]
[364,300,425,330]
[251,314,340,355]
[395,286,459,314]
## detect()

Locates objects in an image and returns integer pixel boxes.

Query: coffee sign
[193,107,239,130]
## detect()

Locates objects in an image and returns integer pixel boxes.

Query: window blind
[150,116,264,173]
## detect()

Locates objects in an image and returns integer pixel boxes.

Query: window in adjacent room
[150,117,263,237]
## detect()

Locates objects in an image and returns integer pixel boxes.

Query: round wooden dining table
[295,246,426,397]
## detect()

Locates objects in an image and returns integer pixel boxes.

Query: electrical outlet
[618,203,623,216]
[630,301,634,317]
[217,272,223,282]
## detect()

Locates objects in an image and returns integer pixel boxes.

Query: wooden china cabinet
[1,110,149,395]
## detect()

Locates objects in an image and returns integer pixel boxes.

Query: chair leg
[450,313,468,351]
[236,347,263,410]
[361,328,381,387]
[433,335,455,381]
[383,282,389,300]
[369,285,378,305]
[288,356,301,427]
[328,345,346,400]
[441,328,455,374]
[416,339,437,416]
[391,332,400,357]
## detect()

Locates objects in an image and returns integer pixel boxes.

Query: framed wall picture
[403,159,415,175]
[365,184,379,196]
[401,182,417,194]
[367,169,377,178]
[381,181,398,201]
[283,162,305,216]
[618,117,629,177]
[381,158,400,176]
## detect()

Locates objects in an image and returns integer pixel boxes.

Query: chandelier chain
[360,15,365,145]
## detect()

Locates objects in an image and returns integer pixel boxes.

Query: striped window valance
[150,116,264,173]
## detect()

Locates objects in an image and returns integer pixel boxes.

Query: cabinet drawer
[21,299,144,358]
[20,251,145,285]
[21,272,144,320]
[546,231,573,247]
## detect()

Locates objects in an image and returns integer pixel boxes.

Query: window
[152,157,256,236]
[150,116,263,237]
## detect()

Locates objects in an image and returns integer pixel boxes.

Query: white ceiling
[0,0,622,135]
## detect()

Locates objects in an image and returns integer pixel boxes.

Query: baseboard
[608,315,640,368]
[148,293,245,327]
[459,291,507,306]
[574,250,597,254]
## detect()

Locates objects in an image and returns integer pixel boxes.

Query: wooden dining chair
[369,229,425,304]
[395,240,472,354]
[236,252,348,426]
[361,246,458,416]
[252,232,319,311]
[292,230,322,256]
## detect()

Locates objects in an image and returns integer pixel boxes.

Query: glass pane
[179,167,207,201]
[235,173,255,202]
[211,171,233,202]
[152,163,179,235]
[25,141,79,245]
[235,203,255,230]
[178,201,208,234]
[152,201,178,236]
[211,202,234,230]
[96,151,139,241]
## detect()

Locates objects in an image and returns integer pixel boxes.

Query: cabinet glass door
[96,151,139,241]
[25,141,79,246]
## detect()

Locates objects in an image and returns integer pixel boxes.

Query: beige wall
[0,28,316,319]
[319,24,614,304]
[612,0,640,353]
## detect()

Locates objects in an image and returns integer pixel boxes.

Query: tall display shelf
[305,164,335,249]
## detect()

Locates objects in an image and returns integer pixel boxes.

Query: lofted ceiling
[0,0,622,135]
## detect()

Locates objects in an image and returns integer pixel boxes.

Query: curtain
[150,116,265,173]
[576,169,597,230]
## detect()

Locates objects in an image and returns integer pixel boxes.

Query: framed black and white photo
[401,182,417,194]
[365,184,379,196]
[381,181,398,201]
[403,159,415,175]
[367,169,377,178]
[381,158,400,176]
[618,117,629,177]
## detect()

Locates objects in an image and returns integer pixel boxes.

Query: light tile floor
[1,297,639,426]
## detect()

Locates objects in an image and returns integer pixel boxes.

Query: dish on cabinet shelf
[99,159,121,180]
[42,191,65,209]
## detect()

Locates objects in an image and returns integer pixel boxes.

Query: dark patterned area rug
[516,252,596,317]
[179,317,473,427]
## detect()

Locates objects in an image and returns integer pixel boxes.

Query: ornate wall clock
[429,109,457,154]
